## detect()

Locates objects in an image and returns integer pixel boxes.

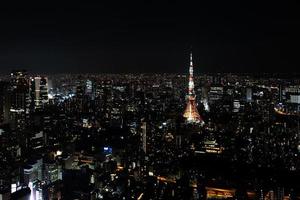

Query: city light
[1,2,299,199]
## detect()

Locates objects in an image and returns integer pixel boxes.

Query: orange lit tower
[183,52,204,124]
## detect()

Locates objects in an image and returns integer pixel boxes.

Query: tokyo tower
[183,52,204,124]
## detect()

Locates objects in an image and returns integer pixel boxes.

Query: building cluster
[0,65,299,199]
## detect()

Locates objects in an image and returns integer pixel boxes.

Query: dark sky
[0,1,299,74]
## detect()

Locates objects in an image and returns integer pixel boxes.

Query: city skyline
[1,2,300,200]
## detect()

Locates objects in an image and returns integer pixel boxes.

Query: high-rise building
[141,122,147,154]
[85,79,93,97]
[0,82,11,124]
[76,79,85,99]
[10,70,30,131]
[40,76,49,104]
[30,130,45,152]
[183,52,204,124]
[246,88,252,102]
[29,76,49,111]
[208,86,223,103]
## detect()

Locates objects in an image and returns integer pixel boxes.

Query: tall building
[40,76,49,105]
[246,88,252,102]
[0,82,11,124]
[85,79,93,97]
[183,52,203,124]
[10,70,30,131]
[208,86,223,103]
[30,76,49,111]
[141,122,147,154]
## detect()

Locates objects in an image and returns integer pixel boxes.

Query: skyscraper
[141,122,147,154]
[29,76,49,111]
[0,82,11,124]
[183,52,203,124]
[10,70,30,131]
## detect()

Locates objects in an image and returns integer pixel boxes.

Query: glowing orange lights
[183,52,203,124]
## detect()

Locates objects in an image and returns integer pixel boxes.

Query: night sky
[0,1,299,74]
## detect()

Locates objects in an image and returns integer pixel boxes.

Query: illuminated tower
[183,52,203,124]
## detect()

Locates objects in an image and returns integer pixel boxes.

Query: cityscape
[1,1,300,200]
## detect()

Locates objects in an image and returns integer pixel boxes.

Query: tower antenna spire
[183,51,204,124]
